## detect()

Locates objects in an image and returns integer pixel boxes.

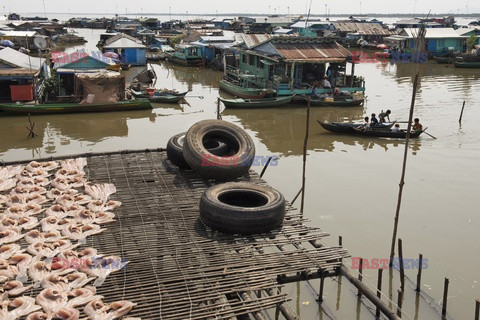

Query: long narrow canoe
[453,61,480,68]
[149,95,185,103]
[310,98,364,107]
[317,121,394,133]
[131,89,188,99]
[219,79,275,99]
[318,121,422,138]
[0,100,152,115]
[433,56,453,64]
[220,95,295,109]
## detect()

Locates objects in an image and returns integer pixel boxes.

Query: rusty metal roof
[332,22,396,36]
[242,34,273,49]
[271,39,351,63]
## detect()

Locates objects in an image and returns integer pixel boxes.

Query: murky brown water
[1,28,479,319]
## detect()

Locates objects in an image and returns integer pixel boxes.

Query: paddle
[422,127,437,139]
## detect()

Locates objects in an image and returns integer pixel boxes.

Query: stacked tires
[167,119,285,234]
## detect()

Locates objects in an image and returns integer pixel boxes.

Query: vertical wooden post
[259,156,272,178]
[398,239,405,292]
[442,278,449,316]
[416,254,423,292]
[357,258,363,298]
[475,299,479,320]
[216,97,222,120]
[339,235,343,246]
[396,289,403,317]
[336,274,342,310]
[375,268,383,318]
[300,97,310,217]
[459,100,465,123]
[319,274,325,302]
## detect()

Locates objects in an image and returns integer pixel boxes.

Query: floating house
[165,43,203,67]
[0,30,38,49]
[189,33,239,67]
[393,28,468,54]
[103,34,147,66]
[456,27,480,45]
[289,20,332,37]
[228,36,364,96]
[0,47,45,101]
[331,22,396,44]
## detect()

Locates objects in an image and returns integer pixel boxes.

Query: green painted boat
[454,61,480,68]
[0,100,152,115]
[433,56,453,64]
[310,98,364,107]
[219,79,275,99]
[220,95,295,109]
[149,95,184,103]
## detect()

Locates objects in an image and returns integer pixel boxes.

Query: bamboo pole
[260,156,272,178]
[398,239,405,292]
[376,268,383,318]
[217,97,222,120]
[319,274,325,302]
[416,254,423,292]
[291,187,303,205]
[389,73,419,266]
[442,278,449,316]
[397,289,403,317]
[338,235,343,246]
[475,299,479,320]
[459,100,465,123]
[357,258,363,298]
[300,97,311,216]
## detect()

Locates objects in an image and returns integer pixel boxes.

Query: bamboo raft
[4,149,349,319]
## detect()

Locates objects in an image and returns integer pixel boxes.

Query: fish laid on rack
[84,183,117,202]
[60,158,87,173]
[0,178,16,192]
[0,227,25,245]
[87,200,122,212]
[36,288,69,314]
[0,244,23,260]
[46,188,78,201]
[79,256,128,286]
[2,296,42,319]
[84,298,137,320]
[1,280,33,296]
[0,165,24,180]
[25,161,59,172]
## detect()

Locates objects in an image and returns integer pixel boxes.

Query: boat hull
[454,61,480,68]
[318,121,421,138]
[0,100,152,115]
[318,121,394,133]
[219,79,274,99]
[220,95,294,109]
[165,52,203,67]
[310,98,364,107]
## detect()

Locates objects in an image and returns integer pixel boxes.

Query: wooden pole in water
[459,100,465,123]
[291,187,303,205]
[339,235,343,246]
[398,239,405,292]
[389,73,419,266]
[357,258,363,298]
[416,254,423,292]
[259,156,272,178]
[300,97,311,217]
[216,97,222,120]
[475,299,480,320]
[319,273,325,302]
[396,289,403,317]
[442,277,449,316]
[26,113,37,138]
[375,268,383,318]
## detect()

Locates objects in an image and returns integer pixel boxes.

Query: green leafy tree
[466,34,478,53]
[42,70,62,102]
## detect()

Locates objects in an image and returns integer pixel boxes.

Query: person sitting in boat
[391,123,401,132]
[412,118,423,132]
[321,78,331,89]
[333,87,341,96]
[361,116,371,131]
[378,110,391,123]
[311,84,319,99]
[370,113,379,125]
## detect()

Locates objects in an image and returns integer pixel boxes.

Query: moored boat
[219,79,275,99]
[149,95,185,103]
[0,100,152,115]
[220,95,295,109]
[131,89,188,99]
[433,56,453,64]
[453,60,480,68]
[318,121,422,138]
[310,97,364,107]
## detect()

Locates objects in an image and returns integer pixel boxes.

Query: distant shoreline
[14,12,480,18]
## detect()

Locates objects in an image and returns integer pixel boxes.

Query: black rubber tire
[200,182,286,234]
[183,120,255,180]
[167,132,231,169]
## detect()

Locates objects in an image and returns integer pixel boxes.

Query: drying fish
[7,296,42,319]
[27,242,59,258]
[72,194,92,205]
[0,218,17,229]
[25,230,63,244]
[24,193,48,205]
[17,216,39,230]
[1,280,33,296]
[87,200,122,212]
[84,183,117,202]
[24,203,46,216]
[26,160,59,172]
[17,168,50,180]
[46,188,78,201]
[78,248,101,260]
[0,165,24,180]
[51,178,74,191]
[40,217,63,232]
[0,244,23,260]
[65,204,84,217]
[72,210,115,225]
[62,223,105,242]
[17,176,51,187]
[66,176,85,189]
[0,262,18,283]
[9,253,33,282]
[60,158,87,172]
[5,194,26,207]
[40,274,69,291]
[36,288,69,314]
[45,205,68,219]
[55,195,76,208]
[0,227,24,245]
[25,312,49,320]
[67,287,102,308]
[71,209,95,223]
[0,178,16,192]
[84,298,136,320]
[79,255,128,286]
[64,272,94,290]
[28,261,52,283]
[51,307,80,320]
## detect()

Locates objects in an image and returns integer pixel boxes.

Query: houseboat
[165,44,203,67]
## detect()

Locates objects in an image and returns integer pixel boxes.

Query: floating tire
[200,182,286,234]
[167,132,231,169]
[183,120,255,180]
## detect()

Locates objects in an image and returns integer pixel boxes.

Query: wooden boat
[318,121,422,138]
[433,56,453,64]
[131,89,188,99]
[164,45,203,67]
[220,95,295,109]
[219,79,275,99]
[311,98,364,107]
[454,60,480,68]
[317,121,394,133]
[0,100,152,115]
[149,95,184,103]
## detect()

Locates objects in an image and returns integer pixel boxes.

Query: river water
[1,28,479,319]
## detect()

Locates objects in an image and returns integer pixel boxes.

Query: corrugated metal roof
[403,28,466,39]
[104,33,142,47]
[271,39,351,62]
[1,30,37,37]
[0,47,44,70]
[332,22,396,36]
[456,27,480,36]
[104,37,146,49]
[0,68,36,76]
[242,34,273,49]
[290,21,330,29]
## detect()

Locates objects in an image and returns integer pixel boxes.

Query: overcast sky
[0,0,477,16]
